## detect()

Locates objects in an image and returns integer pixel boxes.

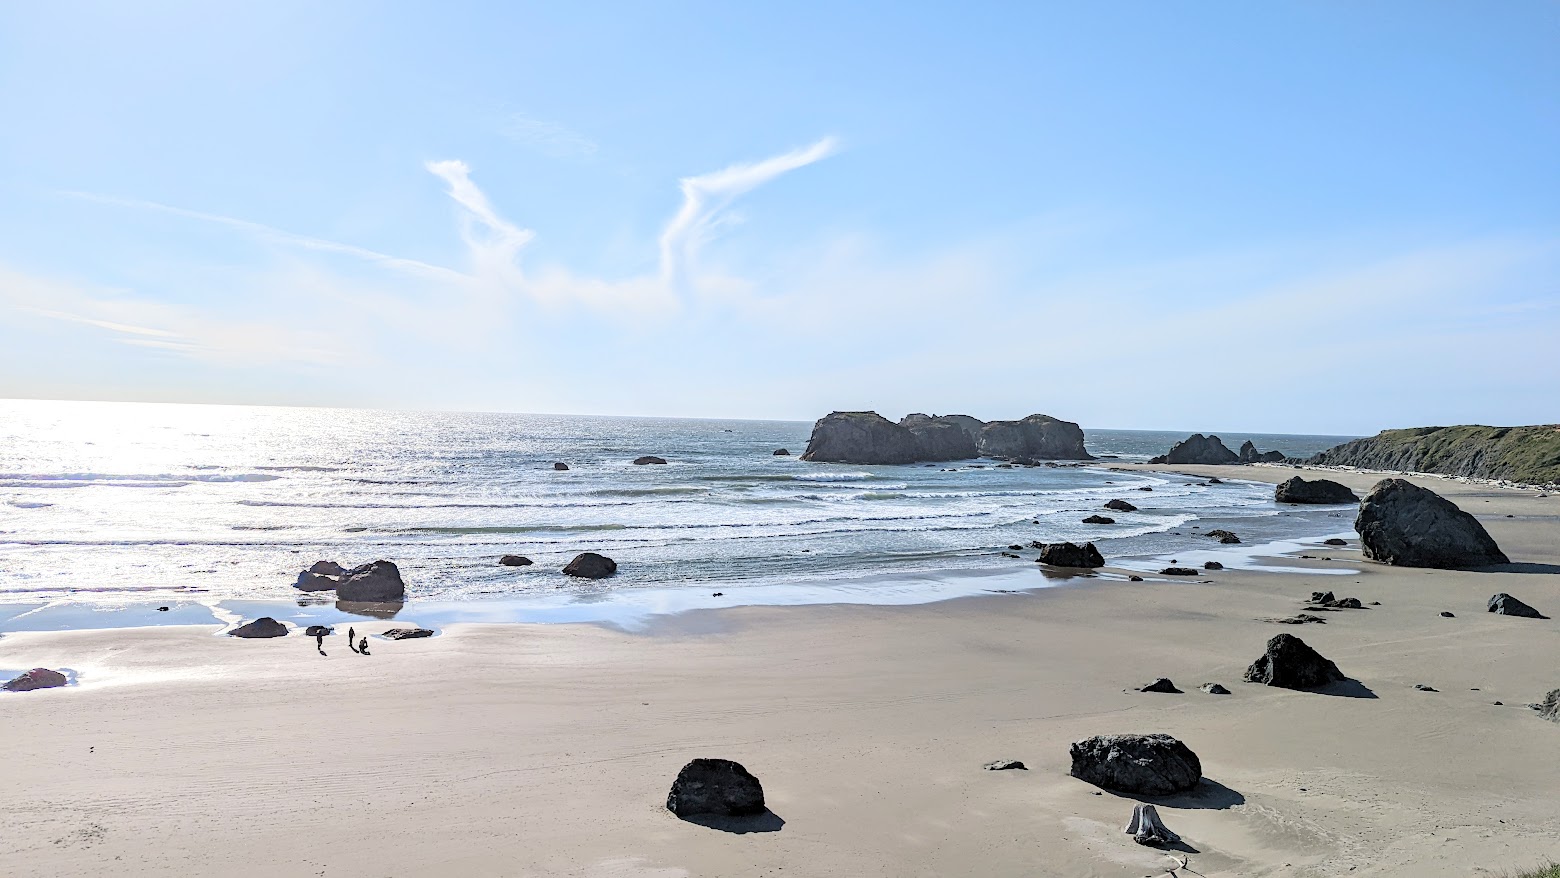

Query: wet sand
[3,466,1558,877]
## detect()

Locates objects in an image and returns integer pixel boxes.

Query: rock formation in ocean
[1206,529,1241,544]
[633,456,668,465]
[3,668,68,691]
[976,414,1093,462]
[1068,733,1202,795]
[772,448,790,456]
[1238,440,1288,463]
[1147,434,1240,465]
[336,560,407,602]
[1243,633,1344,689]
[553,462,569,471]
[1082,515,1115,524]
[1354,479,1509,568]
[1036,541,1105,568]
[563,552,617,579]
[666,758,766,817]
[1488,593,1548,619]
[1104,499,1137,512]
[800,412,924,464]
[1307,425,1560,485]
[1275,476,1359,504]
[800,411,1089,464]
[229,617,288,638]
[499,555,533,567]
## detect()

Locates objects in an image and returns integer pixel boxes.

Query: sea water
[0,400,1358,630]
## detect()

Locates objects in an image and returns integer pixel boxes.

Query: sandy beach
[4,465,1558,878]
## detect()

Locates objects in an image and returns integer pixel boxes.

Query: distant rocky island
[1148,433,1287,465]
[800,411,1092,464]
[1308,425,1560,486]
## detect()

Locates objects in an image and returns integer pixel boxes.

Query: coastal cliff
[1308,425,1560,486]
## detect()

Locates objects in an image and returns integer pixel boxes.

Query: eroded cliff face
[976,414,1093,462]
[1309,425,1560,486]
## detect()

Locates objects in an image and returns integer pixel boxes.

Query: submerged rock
[1206,529,1241,544]
[633,456,669,465]
[230,617,288,639]
[1355,479,1508,568]
[336,560,407,602]
[499,554,533,567]
[3,668,68,692]
[1244,633,1344,689]
[1082,515,1116,524]
[1068,733,1202,795]
[563,552,618,579]
[772,448,790,456]
[1488,593,1548,619]
[1276,477,1359,505]
[1036,541,1105,568]
[553,462,570,471]
[666,758,766,817]
[1104,499,1138,512]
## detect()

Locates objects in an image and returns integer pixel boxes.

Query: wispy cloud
[500,113,599,158]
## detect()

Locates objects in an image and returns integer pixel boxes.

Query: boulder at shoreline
[230,617,288,638]
[1068,733,1202,795]
[1354,479,1508,568]
[499,555,533,567]
[1037,541,1104,568]
[3,668,68,691]
[1275,476,1358,504]
[563,552,617,579]
[336,560,407,602]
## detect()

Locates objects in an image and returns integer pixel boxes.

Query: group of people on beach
[313,625,370,657]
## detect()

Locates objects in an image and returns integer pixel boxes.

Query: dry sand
[3,466,1558,877]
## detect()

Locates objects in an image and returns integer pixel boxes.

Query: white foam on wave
[791,471,875,482]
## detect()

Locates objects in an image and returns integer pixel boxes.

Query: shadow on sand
[1112,778,1246,813]
[1481,561,1560,575]
[677,809,785,834]
[1313,678,1378,699]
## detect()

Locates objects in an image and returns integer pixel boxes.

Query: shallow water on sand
[0,399,1356,626]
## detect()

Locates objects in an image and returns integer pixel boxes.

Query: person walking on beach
[347,626,358,653]
[314,631,326,655]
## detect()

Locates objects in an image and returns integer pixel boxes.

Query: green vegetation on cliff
[1308,425,1560,486]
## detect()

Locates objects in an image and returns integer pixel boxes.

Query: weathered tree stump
[1123,803,1180,846]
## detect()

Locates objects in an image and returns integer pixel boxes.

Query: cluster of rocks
[1308,591,1363,610]
[799,411,1092,465]
[1147,434,1287,465]
[294,560,407,602]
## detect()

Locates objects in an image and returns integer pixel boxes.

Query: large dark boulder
[1239,440,1288,463]
[977,414,1093,462]
[553,462,570,471]
[1243,633,1344,689]
[1275,477,1359,504]
[499,555,533,567]
[666,758,766,817]
[633,456,668,465]
[1488,593,1548,619]
[308,560,347,576]
[1068,734,1202,795]
[1148,434,1240,465]
[3,668,68,691]
[229,617,288,638]
[294,570,339,592]
[772,449,790,456]
[1104,499,1138,512]
[1037,541,1104,568]
[563,552,617,579]
[1206,529,1241,544]
[1082,515,1115,524]
[336,560,407,602]
[1354,479,1508,568]
[801,411,922,464]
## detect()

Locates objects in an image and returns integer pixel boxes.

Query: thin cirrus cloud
[499,113,600,159]
[22,137,840,365]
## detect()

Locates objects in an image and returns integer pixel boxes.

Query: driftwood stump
[1123,803,1180,846]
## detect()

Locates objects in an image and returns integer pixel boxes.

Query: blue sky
[1,1,1556,434]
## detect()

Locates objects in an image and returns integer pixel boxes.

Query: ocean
[0,399,1360,629]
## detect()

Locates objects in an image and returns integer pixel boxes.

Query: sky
[0,1,1556,434]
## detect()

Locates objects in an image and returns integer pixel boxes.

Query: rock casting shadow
[1482,561,1560,575]
[1313,678,1378,699]
[1116,778,1245,812]
[677,809,785,834]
